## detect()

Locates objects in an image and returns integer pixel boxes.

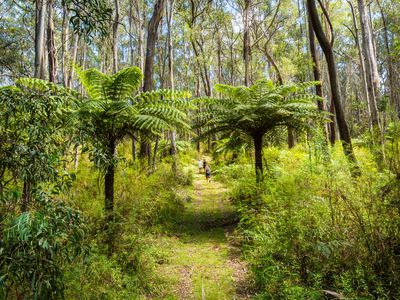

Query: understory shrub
[59,154,188,297]
[229,145,400,299]
[0,196,87,299]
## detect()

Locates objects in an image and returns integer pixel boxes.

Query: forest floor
[154,160,253,299]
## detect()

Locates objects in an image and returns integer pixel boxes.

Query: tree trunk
[66,33,79,88]
[191,39,211,96]
[61,5,69,85]
[143,0,166,91]
[329,101,336,144]
[34,0,46,79]
[26,0,46,209]
[152,137,160,171]
[128,0,134,67]
[307,7,330,144]
[217,33,222,86]
[112,0,119,73]
[288,129,295,149]
[47,0,57,83]
[358,0,381,128]
[136,0,145,73]
[307,0,359,174]
[264,47,283,86]
[131,133,137,160]
[243,0,251,86]
[141,0,166,162]
[79,41,87,93]
[348,1,370,120]
[376,0,398,113]
[253,133,263,183]
[129,2,139,161]
[139,138,151,160]
[167,0,177,174]
[307,12,323,108]
[74,145,79,171]
[104,141,116,216]
[104,139,116,255]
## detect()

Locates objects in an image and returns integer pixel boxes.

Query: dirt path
[155,162,251,299]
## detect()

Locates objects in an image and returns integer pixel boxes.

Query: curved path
[155,162,251,299]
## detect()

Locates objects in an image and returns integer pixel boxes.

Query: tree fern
[197,79,325,182]
[73,66,190,254]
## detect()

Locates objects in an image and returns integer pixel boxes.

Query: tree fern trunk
[131,133,137,160]
[254,133,263,183]
[288,128,295,149]
[104,139,116,255]
[152,137,159,172]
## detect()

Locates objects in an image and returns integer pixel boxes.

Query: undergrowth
[222,144,400,299]
[59,145,195,299]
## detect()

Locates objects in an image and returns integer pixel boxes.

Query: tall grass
[224,144,400,299]
[60,145,195,298]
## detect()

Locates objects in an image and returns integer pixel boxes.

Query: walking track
[155,161,251,299]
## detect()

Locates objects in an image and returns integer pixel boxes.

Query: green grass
[154,160,239,299]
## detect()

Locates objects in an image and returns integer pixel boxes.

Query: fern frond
[133,115,172,132]
[195,78,326,145]
[106,67,142,101]
[76,68,110,100]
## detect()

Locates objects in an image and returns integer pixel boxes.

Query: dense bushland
[0,75,193,299]
[0,145,193,299]
[218,141,400,299]
[61,149,193,299]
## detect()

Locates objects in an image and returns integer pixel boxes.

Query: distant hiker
[205,165,211,182]
[203,159,207,171]
[198,159,203,173]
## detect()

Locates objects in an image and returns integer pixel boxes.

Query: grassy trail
[155,162,250,299]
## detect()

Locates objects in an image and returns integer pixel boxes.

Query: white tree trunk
[66,33,79,88]
[167,0,177,173]
[358,0,381,129]
[112,0,119,73]
[34,0,46,79]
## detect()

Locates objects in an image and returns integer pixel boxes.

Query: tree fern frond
[133,115,172,132]
[107,100,136,116]
[76,68,110,100]
[15,78,78,98]
[106,67,142,101]
[196,78,325,145]
[139,105,187,122]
